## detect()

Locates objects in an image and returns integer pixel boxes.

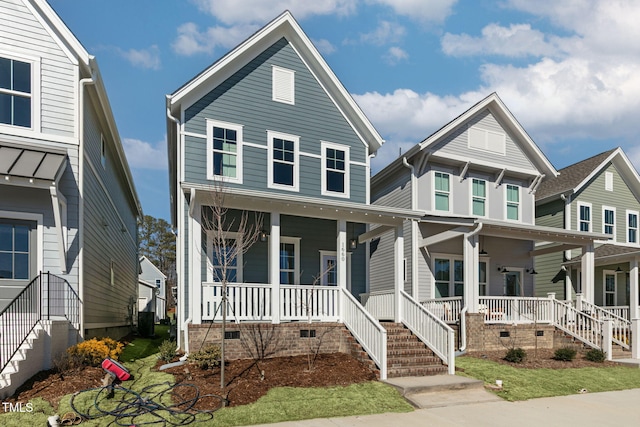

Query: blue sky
[48,0,640,222]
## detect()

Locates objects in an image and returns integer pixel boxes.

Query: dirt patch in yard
[8,353,377,410]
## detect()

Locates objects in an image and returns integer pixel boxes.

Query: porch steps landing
[383,322,448,378]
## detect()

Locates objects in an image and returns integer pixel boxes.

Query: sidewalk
[246,388,640,427]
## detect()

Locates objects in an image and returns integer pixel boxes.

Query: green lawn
[456,355,640,401]
[119,324,170,361]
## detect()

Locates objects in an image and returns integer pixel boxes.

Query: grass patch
[457,356,640,401]
[209,381,413,427]
[119,324,170,362]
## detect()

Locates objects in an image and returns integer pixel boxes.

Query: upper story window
[578,202,592,232]
[472,178,487,216]
[505,184,520,221]
[603,206,616,239]
[272,66,295,105]
[321,142,349,197]
[100,135,107,169]
[0,57,32,128]
[434,171,450,211]
[155,279,161,288]
[206,119,243,183]
[268,130,299,191]
[605,172,613,191]
[628,210,638,244]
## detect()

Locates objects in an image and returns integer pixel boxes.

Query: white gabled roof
[167,10,383,152]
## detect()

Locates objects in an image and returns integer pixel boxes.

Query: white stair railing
[580,300,630,350]
[551,299,602,349]
[400,290,455,375]
[341,289,387,380]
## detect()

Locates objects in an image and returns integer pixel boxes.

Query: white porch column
[337,220,347,321]
[632,319,640,359]
[630,257,639,320]
[394,224,404,323]
[602,319,613,361]
[270,212,281,324]
[581,243,595,304]
[191,201,202,324]
[463,233,479,313]
[564,267,573,301]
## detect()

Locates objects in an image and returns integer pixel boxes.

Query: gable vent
[468,126,506,155]
[272,66,295,105]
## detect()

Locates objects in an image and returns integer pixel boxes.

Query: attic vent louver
[272,66,295,105]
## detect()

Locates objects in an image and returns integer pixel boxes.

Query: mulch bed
[465,348,620,369]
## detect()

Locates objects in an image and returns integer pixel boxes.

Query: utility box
[138,312,155,337]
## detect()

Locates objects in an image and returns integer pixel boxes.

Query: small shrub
[585,348,606,363]
[67,337,124,366]
[504,347,526,363]
[553,347,577,361]
[188,344,221,369]
[158,339,177,362]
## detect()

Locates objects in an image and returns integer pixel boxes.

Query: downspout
[402,157,419,299]
[459,222,483,356]
[166,101,184,352]
[78,65,97,339]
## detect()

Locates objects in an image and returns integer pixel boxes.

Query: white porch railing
[280,285,339,321]
[551,299,602,349]
[401,290,455,374]
[360,291,395,320]
[581,301,630,350]
[421,297,463,323]
[341,289,387,379]
[479,296,553,324]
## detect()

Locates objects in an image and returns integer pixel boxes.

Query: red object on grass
[101,358,131,381]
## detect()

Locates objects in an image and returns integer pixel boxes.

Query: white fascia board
[573,148,640,202]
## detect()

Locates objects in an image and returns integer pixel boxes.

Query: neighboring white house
[0,0,141,398]
[138,256,167,323]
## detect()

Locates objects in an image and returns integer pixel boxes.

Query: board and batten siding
[183,37,368,203]
[571,163,640,243]
[0,0,76,138]
[430,110,535,171]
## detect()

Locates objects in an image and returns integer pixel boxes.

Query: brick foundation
[187,322,351,360]
[465,313,555,352]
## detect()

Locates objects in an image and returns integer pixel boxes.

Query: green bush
[585,348,606,363]
[158,339,176,362]
[504,347,526,363]
[188,344,221,369]
[553,347,577,361]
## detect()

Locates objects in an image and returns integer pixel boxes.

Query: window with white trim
[272,66,294,105]
[433,256,465,297]
[100,135,107,169]
[479,261,488,296]
[268,131,299,191]
[110,260,115,286]
[321,142,349,197]
[505,184,520,221]
[628,210,638,244]
[578,202,592,232]
[434,171,450,211]
[0,220,31,280]
[603,206,616,239]
[605,172,613,191]
[604,271,616,306]
[206,119,243,183]
[207,232,243,283]
[0,56,32,128]
[472,178,486,216]
[280,237,300,284]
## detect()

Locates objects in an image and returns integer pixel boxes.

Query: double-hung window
[603,206,616,239]
[434,172,450,211]
[628,210,638,244]
[505,184,520,221]
[280,237,300,285]
[268,131,299,191]
[0,56,32,128]
[0,221,31,280]
[207,232,242,283]
[321,142,349,197]
[472,178,487,216]
[578,202,592,232]
[206,120,243,183]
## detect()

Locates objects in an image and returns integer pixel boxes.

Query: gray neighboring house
[138,255,167,323]
[0,0,141,397]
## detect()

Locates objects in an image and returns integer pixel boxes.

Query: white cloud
[172,22,258,56]
[312,38,337,55]
[441,24,560,58]
[360,21,406,45]
[123,139,167,170]
[384,46,408,64]
[190,0,357,25]
[368,0,458,23]
[116,45,161,70]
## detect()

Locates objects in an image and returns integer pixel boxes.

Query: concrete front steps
[0,324,44,399]
[383,322,448,378]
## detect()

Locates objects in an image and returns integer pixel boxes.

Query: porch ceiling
[479,219,610,245]
[183,183,424,226]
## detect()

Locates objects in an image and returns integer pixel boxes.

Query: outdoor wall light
[260,230,267,242]
[526,268,538,275]
[498,266,509,273]
[615,266,623,273]
[349,238,358,250]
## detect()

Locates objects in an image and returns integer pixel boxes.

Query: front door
[604,271,616,306]
[320,252,350,288]
[505,270,522,296]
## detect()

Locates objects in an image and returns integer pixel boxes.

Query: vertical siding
[0,0,76,138]
[430,110,535,171]
[183,38,368,203]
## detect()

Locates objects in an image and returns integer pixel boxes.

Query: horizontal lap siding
[0,0,76,138]
[184,37,367,203]
[535,199,565,297]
